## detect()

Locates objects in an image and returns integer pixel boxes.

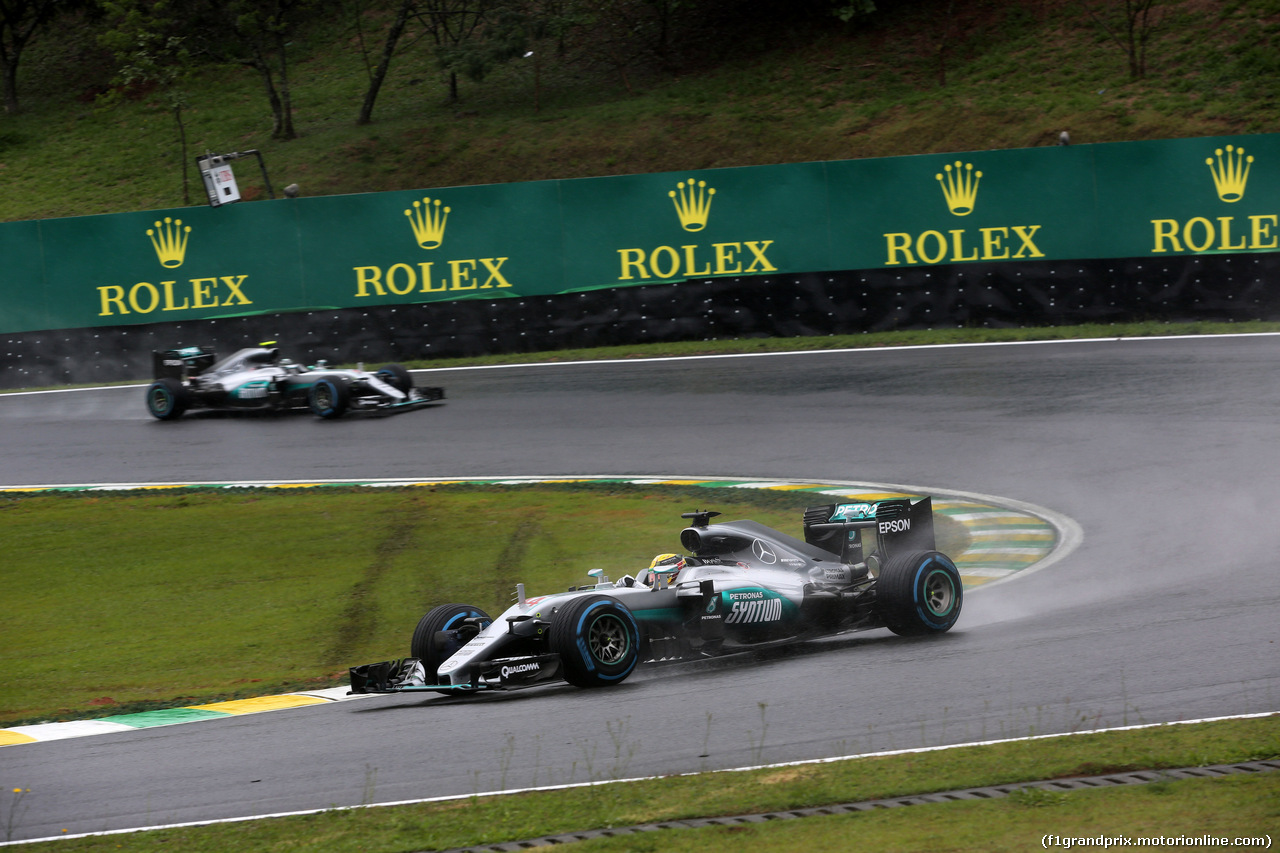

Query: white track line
[3,331,1278,395]
[5,711,1273,847]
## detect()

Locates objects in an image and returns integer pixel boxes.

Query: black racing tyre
[145,378,190,420]
[307,376,350,418]
[877,550,963,636]
[410,603,492,681]
[375,363,413,394]
[549,595,640,687]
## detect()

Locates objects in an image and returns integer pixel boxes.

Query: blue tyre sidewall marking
[575,600,638,682]
[441,608,488,632]
[433,608,487,664]
[317,379,336,415]
[575,601,605,673]
[911,556,958,629]
[149,383,172,416]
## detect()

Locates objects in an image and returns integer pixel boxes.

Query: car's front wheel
[375,363,413,394]
[550,596,640,687]
[410,603,492,682]
[307,376,350,418]
[145,378,190,420]
[877,550,963,636]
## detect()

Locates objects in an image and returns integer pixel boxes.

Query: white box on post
[197,155,242,207]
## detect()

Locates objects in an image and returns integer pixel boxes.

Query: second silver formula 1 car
[350,499,962,696]
[145,344,444,420]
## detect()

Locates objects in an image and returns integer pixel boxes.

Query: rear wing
[152,346,216,380]
[802,497,935,564]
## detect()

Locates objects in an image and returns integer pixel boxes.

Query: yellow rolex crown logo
[669,179,716,232]
[147,217,191,268]
[936,161,982,216]
[405,196,450,249]
[1206,145,1253,203]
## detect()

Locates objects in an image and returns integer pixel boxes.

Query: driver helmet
[639,553,685,587]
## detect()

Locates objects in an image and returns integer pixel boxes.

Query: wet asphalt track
[1,336,1279,842]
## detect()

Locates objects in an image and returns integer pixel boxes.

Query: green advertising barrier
[1094,136,1280,258]
[0,220,45,332]
[2,133,1276,335]
[297,181,566,308]
[829,144,1102,269]
[558,162,832,290]
[40,204,308,331]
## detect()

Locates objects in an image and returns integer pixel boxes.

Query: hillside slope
[2,0,1276,222]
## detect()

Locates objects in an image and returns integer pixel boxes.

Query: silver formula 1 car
[144,344,444,420]
[349,499,962,695]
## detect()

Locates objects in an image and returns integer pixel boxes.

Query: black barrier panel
[2,253,1278,389]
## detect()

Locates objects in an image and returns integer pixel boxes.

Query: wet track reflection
[1,336,1278,841]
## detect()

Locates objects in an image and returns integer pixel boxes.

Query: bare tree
[567,0,669,93]
[929,0,956,87]
[1079,0,1161,79]
[357,0,416,124]
[0,0,67,113]
[414,0,492,102]
[225,0,314,139]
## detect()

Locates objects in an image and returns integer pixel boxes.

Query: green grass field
[1,482,972,726]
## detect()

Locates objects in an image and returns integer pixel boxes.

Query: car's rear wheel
[550,596,640,687]
[375,363,413,394]
[307,376,350,418]
[877,550,963,636]
[410,603,492,681]
[145,378,190,420]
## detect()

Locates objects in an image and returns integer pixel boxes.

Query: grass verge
[4,715,1276,850]
[0,482,966,727]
